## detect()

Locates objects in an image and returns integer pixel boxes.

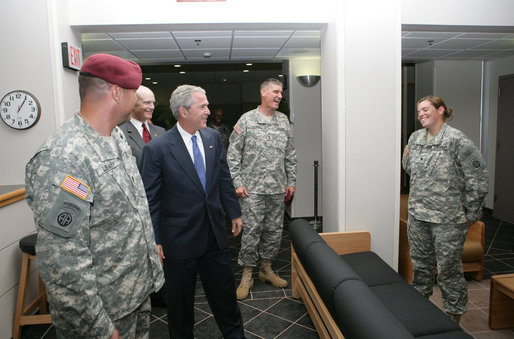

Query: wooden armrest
[320,231,371,255]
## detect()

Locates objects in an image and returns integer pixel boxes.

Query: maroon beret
[80,53,142,90]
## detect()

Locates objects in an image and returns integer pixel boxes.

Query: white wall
[434,61,483,146]
[289,60,323,218]
[402,0,514,26]
[0,0,81,336]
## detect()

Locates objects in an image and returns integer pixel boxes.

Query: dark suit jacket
[141,126,241,259]
[119,121,166,172]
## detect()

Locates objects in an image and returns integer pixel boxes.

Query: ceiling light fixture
[174,65,181,68]
[145,77,151,80]
[243,70,249,73]
[246,63,253,66]
[296,75,321,87]
[180,71,186,74]
[152,81,158,85]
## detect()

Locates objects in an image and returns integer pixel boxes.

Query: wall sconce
[296,75,320,87]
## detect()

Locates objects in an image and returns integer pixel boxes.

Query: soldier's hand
[156,244,165,266]
[111,329,120,339]
[232,217,243,236]
[285,186,296,196]
[235,186,249,199]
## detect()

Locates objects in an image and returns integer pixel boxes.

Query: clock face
[1,90,41,130]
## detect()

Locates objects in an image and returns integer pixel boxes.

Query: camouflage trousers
[407,216,468,315]
[113,296,151,338]
[238,193,285,267]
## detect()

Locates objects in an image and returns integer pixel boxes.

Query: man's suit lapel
[169,126,205,194]
[200,129,216,193]
[126,122,145,151]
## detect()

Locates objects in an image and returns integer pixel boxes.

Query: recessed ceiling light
[180,71,186,74]
[246,63,253,66]
[243,70,249,73]
[278,74,284,78]
[152,81,158,84]
[145,77,151,80]
[174,65,181,68]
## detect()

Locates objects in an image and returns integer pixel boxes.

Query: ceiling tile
[175,36,232,49]
[275,48,321,58]
[82,33,111,40]
[234,30,293,37]
[430,38,491,49]
[82,39,125,52]
[116,38,178,50]
[109,32,172,39]
[233,36,289,48]
[172,31,232,37]
[182,49,231,59]
[402,38,444,49]
[471,38,514,49]
[131,50,185,59]
[231,48,279,58]
[282,36,320,49]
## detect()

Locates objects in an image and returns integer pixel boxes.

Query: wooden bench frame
[291,231,371,339]
[489,273,514,329]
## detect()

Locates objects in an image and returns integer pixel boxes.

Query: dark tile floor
[20,212,514,338]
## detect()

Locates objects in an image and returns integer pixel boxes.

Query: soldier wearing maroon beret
[25,53,164,338]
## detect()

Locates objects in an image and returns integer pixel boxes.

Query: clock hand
[17,96,27,113]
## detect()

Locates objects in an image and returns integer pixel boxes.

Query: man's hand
[232,217,243,237]
[235,186,249,199]
[156,244,165,266]
[285,186,296,196]
[111,329,120,339]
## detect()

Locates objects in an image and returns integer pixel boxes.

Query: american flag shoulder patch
[234,124,243,135]
[60,175,90,200]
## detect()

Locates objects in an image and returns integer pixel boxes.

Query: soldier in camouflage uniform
[402,95,488,324]
[227,78,297,300]
[25,54,164,338]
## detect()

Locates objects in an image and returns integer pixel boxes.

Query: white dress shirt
[177,122,206,165]
[129,117,150,139]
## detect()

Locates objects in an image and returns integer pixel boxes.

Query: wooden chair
[398,194,485,283]
[12,234,52,339]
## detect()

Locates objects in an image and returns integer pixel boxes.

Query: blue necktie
[191,135,206,190]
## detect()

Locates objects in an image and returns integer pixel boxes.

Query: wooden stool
[489,273,514,329]
[12,234,52,339]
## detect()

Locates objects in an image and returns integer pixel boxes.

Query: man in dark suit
[119,85,166,171]
[141,85,244,339]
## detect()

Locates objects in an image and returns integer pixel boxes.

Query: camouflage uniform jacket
[402,123,488,224]
[227,107,297,194]
[25,114,164,337]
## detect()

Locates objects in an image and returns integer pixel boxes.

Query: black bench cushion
[302,241,361,314]
[416,331,472,339]
[290,219,324,264]
[370,283,466,337]
[341,251,406,286]
[333,279,414,339]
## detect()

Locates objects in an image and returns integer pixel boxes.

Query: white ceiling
[82,30,321,64]
[82,27,514,65]
[80,27,514,86]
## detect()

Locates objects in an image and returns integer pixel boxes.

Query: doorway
[493,74,514,222]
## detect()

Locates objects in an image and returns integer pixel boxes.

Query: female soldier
[402,96,488,324]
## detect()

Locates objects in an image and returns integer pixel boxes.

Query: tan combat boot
[236,266,254,300]
[258,259,288,288]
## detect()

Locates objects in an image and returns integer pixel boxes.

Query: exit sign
[61,42,82,71]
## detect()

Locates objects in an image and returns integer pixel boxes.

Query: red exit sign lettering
[61,42,82,71]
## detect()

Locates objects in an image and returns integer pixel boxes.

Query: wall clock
[1,90,41,130]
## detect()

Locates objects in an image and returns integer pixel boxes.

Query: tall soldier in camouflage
[227,78,297,300]
[25,54,164,339]
[402,95,488,324]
